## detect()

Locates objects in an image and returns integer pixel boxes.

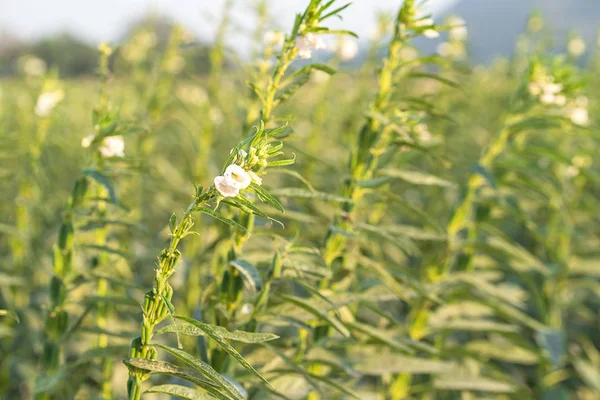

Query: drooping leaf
[157,321,279,343]
[82,168,117,203]
[149,346,245,400]
[172,317,273,388]
[229,259,263,292]
[433,376,516,393]
[277,294,351,338]
[250,183,284,213]
[195,207,249,234]
[379,168,455,188]
[144,384,217,400]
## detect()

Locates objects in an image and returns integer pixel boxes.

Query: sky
[0,0,459,44]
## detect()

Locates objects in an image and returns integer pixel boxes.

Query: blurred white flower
[264,30,285,47]
[414,18,434,27]
[296,37,313,59]
[338,37,359,61]
[305,33,326,50]
[567,37,586,57]
[448,17,467,41]
[540,92,556,105]
[240,303,253,315]
[81,134,95,148]
[437,42,465,59]
[296,33,327,59]
[22,56,47,77]
[569,107,589,125]
[214,164,252,197]
[35,90,64,117]
[565,165,579,177]
[423,29,440,39]
[99,136,125,158]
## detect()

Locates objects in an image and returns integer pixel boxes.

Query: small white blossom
[214,164,252,197]
[296,37,312,59]
[568,37,586,57]
[423,29,440,39]
[35,90,64,117]
[214,175,240,197]
[569,107,589,125]
[99,136,125,158]
[414,18,434,27]
[448,17,467,41]
[305,33,326,50]
[338,37,359,61]
[81,134,95,148]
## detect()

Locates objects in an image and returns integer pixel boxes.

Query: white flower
[305,33,326,50]
[214,175,240,197]
[553,94,566,106]
[338,38,359,61]
[423,29,440,39]
[296,37,312,59]
[543,83,563,95]
[399,47,418,61]
[565,165,579,177]
[264,30,285,47]
[99,136,125,158]
[35,90,64,117]
[414,18,434,27]
[568,37,586,57]
[540,92,556,105]
[569,107,589,125]
[81,134,95,148]
[448,17,467,41]
[224,164,251,189]
[296,33,327,59]
[214,164,252,197]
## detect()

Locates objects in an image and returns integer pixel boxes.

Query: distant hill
[440,0,600,63]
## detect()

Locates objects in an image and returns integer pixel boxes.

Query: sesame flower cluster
[213,124,292,198]
[528,65,590,126]
[82,134,126,158]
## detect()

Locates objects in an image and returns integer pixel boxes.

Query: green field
[1,1,600,399]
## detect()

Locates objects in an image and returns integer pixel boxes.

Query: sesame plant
[3,1,600,400]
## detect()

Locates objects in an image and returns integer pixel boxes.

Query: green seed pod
[269,251,282,279]
[130,337,142,358]
[55,310,69,334]
[50,276,66,306]
[143,290,154,315]
[57,222,74,251]
[70,177,88,209]
[147,347,157,360]
[163,283,174,301]
[141,323,152,344]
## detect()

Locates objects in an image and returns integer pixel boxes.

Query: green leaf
[195,207,249,234]
[355,353,451,375]
[269,188,352,203]
[250,182,284,213]
[123,358,225,398]
[157,321,279,344]
[470,163,497,189]
[433,376,516,393]
[229,259,263,292]
[379,168,456,188]
[82,169,117,204]
[264,344,323,394]
[535,329,565,368]
[172,317,273,388]
[573,360,600,393]
[407,72,460,89]
[0,309,19,323]
[151,346,245,400]
[277,294,351,338]
[145,384,217,400]
[345,321,412,353]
